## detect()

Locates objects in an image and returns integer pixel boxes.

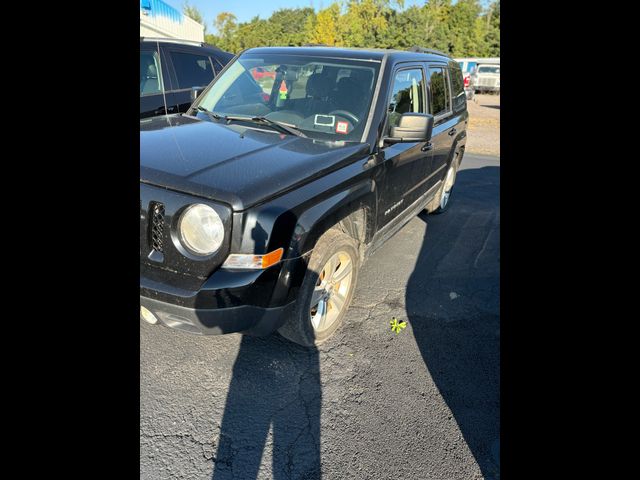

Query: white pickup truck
[473,64,500,94]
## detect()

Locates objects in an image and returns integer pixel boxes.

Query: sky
[164,0,426,31]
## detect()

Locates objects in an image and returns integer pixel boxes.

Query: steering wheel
[328,110,359,124]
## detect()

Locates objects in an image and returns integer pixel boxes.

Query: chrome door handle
[448,128,457,136]
[421,142,433,152]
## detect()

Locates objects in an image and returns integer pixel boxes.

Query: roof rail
[140,37,205,47]
[407,46,450,57]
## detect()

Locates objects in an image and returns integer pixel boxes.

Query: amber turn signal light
[222,247,284,270]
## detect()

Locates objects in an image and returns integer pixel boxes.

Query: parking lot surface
[141,153,500,480]
[466,94,500,156]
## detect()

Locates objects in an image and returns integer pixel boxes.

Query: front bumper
[475,85,500,92]
[140,256,308,336]
[140,295,295,335]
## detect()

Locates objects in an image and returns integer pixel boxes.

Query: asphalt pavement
[140,153,500,480]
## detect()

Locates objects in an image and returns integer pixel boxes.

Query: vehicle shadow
[211,334,321,480]
[406,165,500,479]
[210,165,498,479]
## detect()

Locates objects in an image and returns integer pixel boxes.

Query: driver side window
[386,68,425,134]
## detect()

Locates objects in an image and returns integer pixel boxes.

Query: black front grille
[150,203,165,253]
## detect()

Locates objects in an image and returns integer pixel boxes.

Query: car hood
[140,115,370,211]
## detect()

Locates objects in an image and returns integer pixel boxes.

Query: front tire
[278,229,359,347]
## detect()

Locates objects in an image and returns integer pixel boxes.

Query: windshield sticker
[336,121,348,134]
[314,115,335,127]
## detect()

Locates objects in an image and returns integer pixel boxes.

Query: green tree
[182,2,206,33]
[311,3,343,45]
[341,0,391,48]
[382,6,428,49]
[204,0,499,56]
[214,12,238,36]
[235,16,272,50]
[483,0,500,56]
[211,12,239,51]
[263,8,316,46]
[448,0,483,56]
[423,0,454,54]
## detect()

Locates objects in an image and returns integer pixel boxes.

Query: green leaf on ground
[390,317,407,334]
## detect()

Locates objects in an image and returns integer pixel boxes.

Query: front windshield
[195,53,381,142]
[478,66,500,74]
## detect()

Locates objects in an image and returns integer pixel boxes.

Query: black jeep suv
[140,46,468,346]
[140,38,233,118]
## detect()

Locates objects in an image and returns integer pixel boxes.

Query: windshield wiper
[197,107,307,138]
[247,116,307,138]
[196,106,223,121]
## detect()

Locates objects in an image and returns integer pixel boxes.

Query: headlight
[178,204,224,256]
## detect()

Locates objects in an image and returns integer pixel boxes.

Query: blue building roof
[140,0,183,24]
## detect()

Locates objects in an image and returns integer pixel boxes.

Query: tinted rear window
[428,67,450,117]
[450,67,466,114]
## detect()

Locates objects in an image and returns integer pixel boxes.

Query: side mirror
[190,86,204,102]
[384,113,434,145]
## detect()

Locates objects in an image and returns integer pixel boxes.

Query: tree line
[183,0,500,58]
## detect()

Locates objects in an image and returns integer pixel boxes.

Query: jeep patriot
[140,46,468,346]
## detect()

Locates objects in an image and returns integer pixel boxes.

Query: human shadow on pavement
[212,334,321,479]
[406,166,500,479]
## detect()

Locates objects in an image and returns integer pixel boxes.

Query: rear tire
[278,229,359,347]
[426,155,460,214]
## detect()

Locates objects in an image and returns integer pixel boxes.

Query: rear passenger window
[169,52,215,89]
[387,68,425,133]
[428,66,451,117]
[450,67,466,113]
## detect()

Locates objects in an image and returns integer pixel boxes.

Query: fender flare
[289,179,377,259]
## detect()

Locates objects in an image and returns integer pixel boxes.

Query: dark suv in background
[140,38,234,118]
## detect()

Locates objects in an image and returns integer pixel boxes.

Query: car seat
[305,72,332,115]
[329,77,364,118]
